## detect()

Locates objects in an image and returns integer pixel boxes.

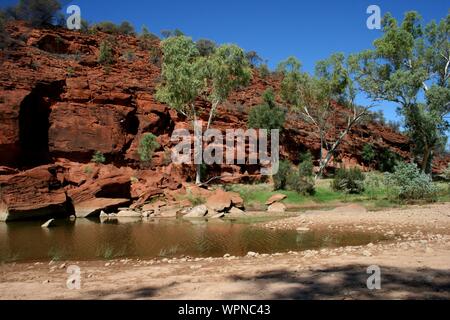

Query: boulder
[0,165,69,222]
[183,205,208,218]
[228,207,246,216]
[209,212,225,219]
[229,192,245,209]
[267,202,287,213]
[74,198,130,218]
[205,189,232,212]
[265,194,287,205]
[116,210,141,218]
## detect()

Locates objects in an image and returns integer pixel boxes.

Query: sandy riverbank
[1,203,449,300]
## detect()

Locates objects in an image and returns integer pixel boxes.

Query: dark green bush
[377,148,401,173]
[5,0,61,27]
[361,143,376,165]
[196,39,216,57]
[117,21,135,35]
[248,88,285,131]
[298,151,314,177]
[273,160,290,190]
[332,167,365,194]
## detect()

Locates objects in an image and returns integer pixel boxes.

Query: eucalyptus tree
[278,54,372,179]
[156,36,252,184]
[349,11,450,173]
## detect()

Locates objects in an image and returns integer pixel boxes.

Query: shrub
[286,171,315,195]
[361,144,376,165]
[443,163,450,180]
[148,46,161,66]
[377,148,401,172]
[196,39,216,57]
[259,64,270,78]
[98,40,114,65]
[139,26,158,50]
[273,160,290,190]
[384,162,438,201]
[248,88,285,131]
[364,172,385,200]
[138,133,160,162]
[6,0,61,27]
[298,151,314,177]
[117,21,135,35]
[332,167,365,194]
[92,21,119,34]
[91,151,105,164]
[161,29,184,39]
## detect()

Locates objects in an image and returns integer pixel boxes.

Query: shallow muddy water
[0,217,389,262]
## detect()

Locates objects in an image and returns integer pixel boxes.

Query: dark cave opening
[18,81,65,168]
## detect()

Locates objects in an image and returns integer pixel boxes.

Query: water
[0,217,389,262]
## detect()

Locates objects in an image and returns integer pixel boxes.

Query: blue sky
[2,0,449,144]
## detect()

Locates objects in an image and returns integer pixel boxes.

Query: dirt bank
[1,203,450,300]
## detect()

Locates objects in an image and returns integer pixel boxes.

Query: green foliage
[258,63,270,78]
[385,162,438,201]
[349,11,450,173]
[196,39,216,56]
[444,163,450,180]
[138,26,159,50]
[298,152,314,177]
[5,0,61,27]
[161,29,184,39]
[138,133,160,163]
[91,151,105,164]
[98,40,114,65]
[332,167,365,194]
[148,46,161,66]
[361,144,376,165]
[92,21,135,35]
[364,172,386,200]
[286,171,315,195]
[273,160,290,190]
[248,88,285,131]
[117,21,135,35]
[377,148,401,173]
[245,50,263,67]
[155,36,203,116]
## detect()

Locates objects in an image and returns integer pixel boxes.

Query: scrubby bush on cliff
[92,21,135,35]
[196,39,216,57]
[332,167,365,194]
[248,88,285,131]
[117,21,135,35]
[98,40,114,65]
[385,162,438,201]
[4,0,61,27]
[91,151,106,164]
[138,133,160,163]
[258,64,270,78]
[138,26,159,50]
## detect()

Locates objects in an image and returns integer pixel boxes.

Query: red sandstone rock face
[0,165,69,221]
[0,22,447,220]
